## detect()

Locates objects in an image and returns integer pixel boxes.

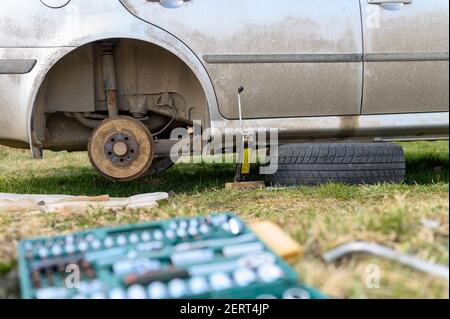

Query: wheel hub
[113,141,128,157]
[104,133,137,166]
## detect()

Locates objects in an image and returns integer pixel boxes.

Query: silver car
[0,0,448,183]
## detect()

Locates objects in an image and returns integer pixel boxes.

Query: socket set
[18,213,325,299]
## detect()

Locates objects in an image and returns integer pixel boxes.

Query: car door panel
[207,62,363,119]
[360,0,449,114]
[121,0,364,119]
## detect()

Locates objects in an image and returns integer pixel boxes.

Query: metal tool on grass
[323,241,449,279]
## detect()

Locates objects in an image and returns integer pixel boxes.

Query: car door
[120,0,364,119]
[360,0,449,114]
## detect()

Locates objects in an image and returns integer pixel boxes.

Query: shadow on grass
[0,146,448,196]
[0,162,237,197]
[403,152,449,185]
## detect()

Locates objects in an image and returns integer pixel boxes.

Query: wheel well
[32,38,208,152]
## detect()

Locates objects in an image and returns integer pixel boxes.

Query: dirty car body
[0,0,448,161]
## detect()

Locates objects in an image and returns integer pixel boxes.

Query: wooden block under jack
[250,220,303,259]
[225,181,266,190]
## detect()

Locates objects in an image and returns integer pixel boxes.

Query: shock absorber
[100,41,118,117]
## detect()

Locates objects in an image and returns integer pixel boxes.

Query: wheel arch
[27,28,218,156]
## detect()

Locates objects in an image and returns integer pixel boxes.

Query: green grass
[0,141,448,298]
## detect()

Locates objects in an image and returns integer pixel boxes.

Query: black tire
[265,143,405,186]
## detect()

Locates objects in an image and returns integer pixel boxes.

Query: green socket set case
[18,213,326,299]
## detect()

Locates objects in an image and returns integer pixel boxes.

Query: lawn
[0,141,448,299]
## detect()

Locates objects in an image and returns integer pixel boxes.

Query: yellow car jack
[225,87,265,190]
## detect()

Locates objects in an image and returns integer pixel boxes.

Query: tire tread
[265,143,405,186]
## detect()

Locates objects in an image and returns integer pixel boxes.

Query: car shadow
[0,146,448,196]
[403,152,449,185]
[0,162,237,197]
[1,156,447,198]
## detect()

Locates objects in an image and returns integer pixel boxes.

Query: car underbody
[31,39,207,153]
